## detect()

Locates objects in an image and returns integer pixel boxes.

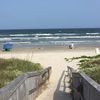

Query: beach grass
[79,56,100,84]
[0,58,42,88]
[65,55,100,84]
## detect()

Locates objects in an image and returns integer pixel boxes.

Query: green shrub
[0,58,42,88]
[79,55,100,84]
[83,67,100,84]
[65,54,100,84]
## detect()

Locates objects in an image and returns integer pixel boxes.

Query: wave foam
[35,33,52,36]
[86,33,100,35]
[0,38,12,41]
[1,36,100,42]
[8,42,31,44]
[10,34,30,36]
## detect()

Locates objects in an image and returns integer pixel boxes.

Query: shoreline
[0,45,100,53]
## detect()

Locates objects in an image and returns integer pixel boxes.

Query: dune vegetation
[0,58,42,88]
[65,55,100,84]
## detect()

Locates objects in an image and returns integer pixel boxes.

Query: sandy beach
[0,46,98,100]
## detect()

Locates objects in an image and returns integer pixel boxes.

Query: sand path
[0,49,96,100]
[34,52,72,100]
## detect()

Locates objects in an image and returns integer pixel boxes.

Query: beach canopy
[3,43,13,51]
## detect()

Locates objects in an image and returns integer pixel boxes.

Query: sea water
[0,28,100,47]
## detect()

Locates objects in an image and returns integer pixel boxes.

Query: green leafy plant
[65,54,100,84]
[0,58,42,88]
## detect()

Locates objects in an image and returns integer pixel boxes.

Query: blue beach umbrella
[3,43,13,51]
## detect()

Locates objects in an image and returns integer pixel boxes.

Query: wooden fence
[0,67,51,100]
[67,66,100,100]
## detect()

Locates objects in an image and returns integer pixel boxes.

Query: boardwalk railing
[0,67,51,100]
[67,66,100,100]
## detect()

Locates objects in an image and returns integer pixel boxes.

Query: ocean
[0,28,100,48]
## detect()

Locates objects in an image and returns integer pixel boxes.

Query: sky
[0,0,100,29]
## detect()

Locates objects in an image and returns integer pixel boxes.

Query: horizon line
[0,27,100,30]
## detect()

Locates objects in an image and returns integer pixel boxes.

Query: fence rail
[0,67,52,100]
[67,66,100,100]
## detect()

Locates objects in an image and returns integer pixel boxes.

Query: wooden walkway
[36,70,72,100]
[35,52,72,100]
